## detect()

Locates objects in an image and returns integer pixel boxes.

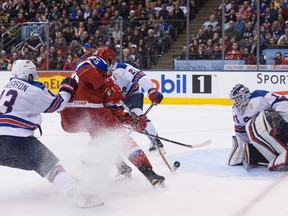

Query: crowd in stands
[179,0,288,65]
[0,0,205,70]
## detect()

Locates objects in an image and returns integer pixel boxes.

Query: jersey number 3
[0,90,18,113]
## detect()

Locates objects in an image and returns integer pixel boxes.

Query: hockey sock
[46,164,78,193]
[128,149,152,169]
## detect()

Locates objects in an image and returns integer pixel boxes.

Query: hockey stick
[120,101,212,148]
[157,146,174,173]
[143,103,174,173]
[141,130,212,148]
[120,101,174,173]
[144,103,156,116]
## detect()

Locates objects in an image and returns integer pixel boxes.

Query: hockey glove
[104,78,123,104]
[125,113,147,132]
[148,88,163,104]
[59,77,78,96]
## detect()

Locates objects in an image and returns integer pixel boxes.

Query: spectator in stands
[159,4,169,19]
[0,58,8,70]
[241,21,254,45]
[225,8,237,23]
[273,52,288,65]
[144,29,157,65]
[173,3,185,34]
[261,7,277,25]
[179,45,188,60]
[277,28,288,45]
[83,5,92,20]
[195,45,207,60]
[49,6,62,21]
[212,32,220,44]
[27,33,44,53]
[202,14,218,31]
[239,1,252,17]
[234,14,246,36]
[63,54,76,70]
[224,20,239,41]
[103,32,115,50]
[204,25,214,40]
[247,35,259,56]
[111,23,122,41]
[130,28,142,46]
[86,17,98,36]
[74,21,86,40]
[204,39,214,55]
[243,47,256,65]
[270,20,284,41]
[130,44,142,68]
[195,28,207,45]
[225,42,243,60]
[152,21,167,55]
[21,45,34,61]
[189,39,200,59]
[210,43,222,60]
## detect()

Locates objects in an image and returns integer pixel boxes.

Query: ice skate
[139,164,165,186]
[149,138,166,154]
[67,188,104,208]
[116,161,132,178]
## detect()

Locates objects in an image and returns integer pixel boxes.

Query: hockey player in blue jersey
[109,62,164,152]
[227,83,288,171]
[0,60,103,207]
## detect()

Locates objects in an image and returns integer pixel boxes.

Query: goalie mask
[11,60,38,81]
[230,84,251,112]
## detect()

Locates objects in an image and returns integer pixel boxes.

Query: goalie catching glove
[111,108,147,132]
[59,77,78,96]
[104,78,123,104]
[148,88,163,104]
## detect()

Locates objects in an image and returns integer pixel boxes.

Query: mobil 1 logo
[192,75,212,93]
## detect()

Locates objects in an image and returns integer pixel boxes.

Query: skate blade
[79,201,104,208]
[116,171,132,179]
[151,179,166,187]
[153,181,166,189]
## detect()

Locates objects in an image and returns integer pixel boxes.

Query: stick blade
[191,139,212,148]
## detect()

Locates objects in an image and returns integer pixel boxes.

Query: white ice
[1,105,288,216]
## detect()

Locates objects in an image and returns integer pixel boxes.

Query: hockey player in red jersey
[60,46,165,186]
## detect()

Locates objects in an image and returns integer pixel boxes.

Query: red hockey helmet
[93,46,117,70]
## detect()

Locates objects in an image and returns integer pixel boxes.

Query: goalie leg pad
[242,142,268,170]
[226,136,244,166]
[246,112,286,162]
[268,151,288,171]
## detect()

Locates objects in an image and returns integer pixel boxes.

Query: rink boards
[1,70,288,105]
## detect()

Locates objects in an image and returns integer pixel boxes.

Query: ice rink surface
[1,105,288,216]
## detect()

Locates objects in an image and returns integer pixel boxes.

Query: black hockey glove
[59,77,78,96]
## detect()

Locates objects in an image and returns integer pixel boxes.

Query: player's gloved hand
[123,112,147,132]
[104,78,123,104]
[59,77,78,96]
[148,88,163,104]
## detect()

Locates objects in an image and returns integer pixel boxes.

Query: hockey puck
[174,161,181,168]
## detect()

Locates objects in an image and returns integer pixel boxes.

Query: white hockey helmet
[11,60,38,81]
[230,83,251,111]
